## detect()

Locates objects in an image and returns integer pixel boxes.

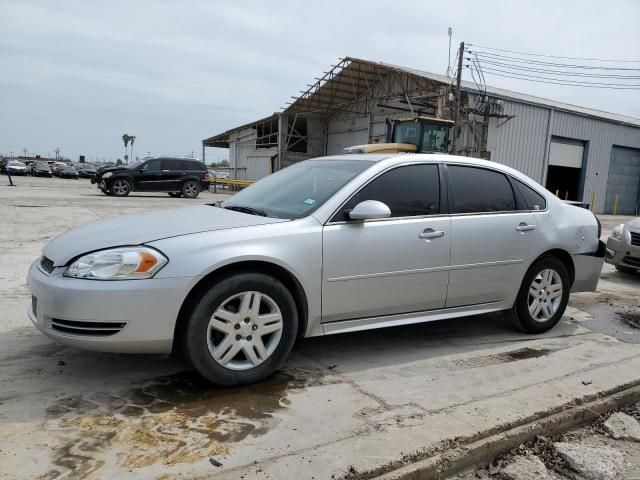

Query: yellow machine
[345,116,453,154]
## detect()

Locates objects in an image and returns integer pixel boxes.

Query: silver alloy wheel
[113,179,130,195]
[183,182,198,197]
[528,268,563,322]
[207,291,284,371]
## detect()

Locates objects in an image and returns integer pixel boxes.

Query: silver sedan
[28,154,605,385]
[606,217,640,273]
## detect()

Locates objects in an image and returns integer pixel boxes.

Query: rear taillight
[202,171,209,181]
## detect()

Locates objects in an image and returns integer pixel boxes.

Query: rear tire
[182,180,200,199]
[182,272,298,386]
[504,255,570,334]
[110,178,131,197]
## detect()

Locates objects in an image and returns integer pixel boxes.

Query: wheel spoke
[529,281,542,292]
[531,300,544,318]
[248,292,261,319]
[243,343,260,366]
[213,308,238,324]
[213,336,238,364]
[218,341,241,365]
[209,317,234,335]
[547,288,562,300]
[238,292,254,317]
[253,337,268,362]
[257,313,283,334]
[541,302,553,319]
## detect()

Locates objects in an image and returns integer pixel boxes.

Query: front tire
[110,178,131,197]
[182,180,200,199]
[182,272,298,386]
[505,255,570,334]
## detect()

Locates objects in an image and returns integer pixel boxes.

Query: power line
[466,65,640,90]
[469,50,640,71]
[467,57,640,79]
[467,43,640,63]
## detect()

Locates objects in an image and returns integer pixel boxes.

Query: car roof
[314,153,547,194]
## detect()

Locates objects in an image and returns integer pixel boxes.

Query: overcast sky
[1,0,639,162]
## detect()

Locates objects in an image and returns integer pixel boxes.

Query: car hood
[43,205,287,266]
[97,165,126,175]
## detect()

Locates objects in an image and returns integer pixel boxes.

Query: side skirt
[321,301,507,336]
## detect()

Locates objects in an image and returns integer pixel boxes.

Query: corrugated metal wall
[326,116,370,154]
[487,100,640,212]
[550,111,640,212]
[486,100,550,181]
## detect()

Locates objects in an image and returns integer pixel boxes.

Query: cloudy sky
[1,0,639,162]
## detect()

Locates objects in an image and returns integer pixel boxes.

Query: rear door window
[447,165,516,213]
[337,164,440,220]
[513,179,547,211]
[162,159,184,171]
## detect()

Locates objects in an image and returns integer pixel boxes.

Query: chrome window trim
[327,213,449,226]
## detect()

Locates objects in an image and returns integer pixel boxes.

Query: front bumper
[571,240,606,292]
[606,233,640,270]
[27,260,199,353]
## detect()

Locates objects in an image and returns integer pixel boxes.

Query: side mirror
[347,200,391,221]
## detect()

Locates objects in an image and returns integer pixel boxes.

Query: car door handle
[418,229,445,241]
[516,223,536,232]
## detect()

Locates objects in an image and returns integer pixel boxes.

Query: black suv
[92,157,209,198]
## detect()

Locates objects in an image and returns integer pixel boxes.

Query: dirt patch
[446,347,555,370]
[618,311,640,329]
[42,368,328,478]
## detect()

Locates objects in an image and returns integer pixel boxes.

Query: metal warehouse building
[203,57,640,214]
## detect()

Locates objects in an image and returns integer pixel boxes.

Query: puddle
[618,311,640,329]
[447,347,554,370]
[42,369,327,478]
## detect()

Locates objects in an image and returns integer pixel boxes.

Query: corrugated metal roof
[204,57,640,143]
[373,59,640,128]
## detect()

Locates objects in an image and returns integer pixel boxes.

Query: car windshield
[220,159,373,219]
[36,162,49,168]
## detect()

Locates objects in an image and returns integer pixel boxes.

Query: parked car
[92,156,209,198]
[31,161,53,177]
[76,163,97,178]
[606,218,640,273]
[56,165,79,179]
[5,160,29,175]
[28,154,604,386]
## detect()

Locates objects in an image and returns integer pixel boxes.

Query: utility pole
[452,42,464,155]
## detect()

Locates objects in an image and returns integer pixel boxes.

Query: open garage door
[605,146,640,215]
[545,137,585,201]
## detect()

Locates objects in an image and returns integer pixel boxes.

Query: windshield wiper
[223,205,268,217]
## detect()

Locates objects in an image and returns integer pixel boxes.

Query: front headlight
[64,247,168,280]
[102,172,113,179]
[612,224,625,238]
